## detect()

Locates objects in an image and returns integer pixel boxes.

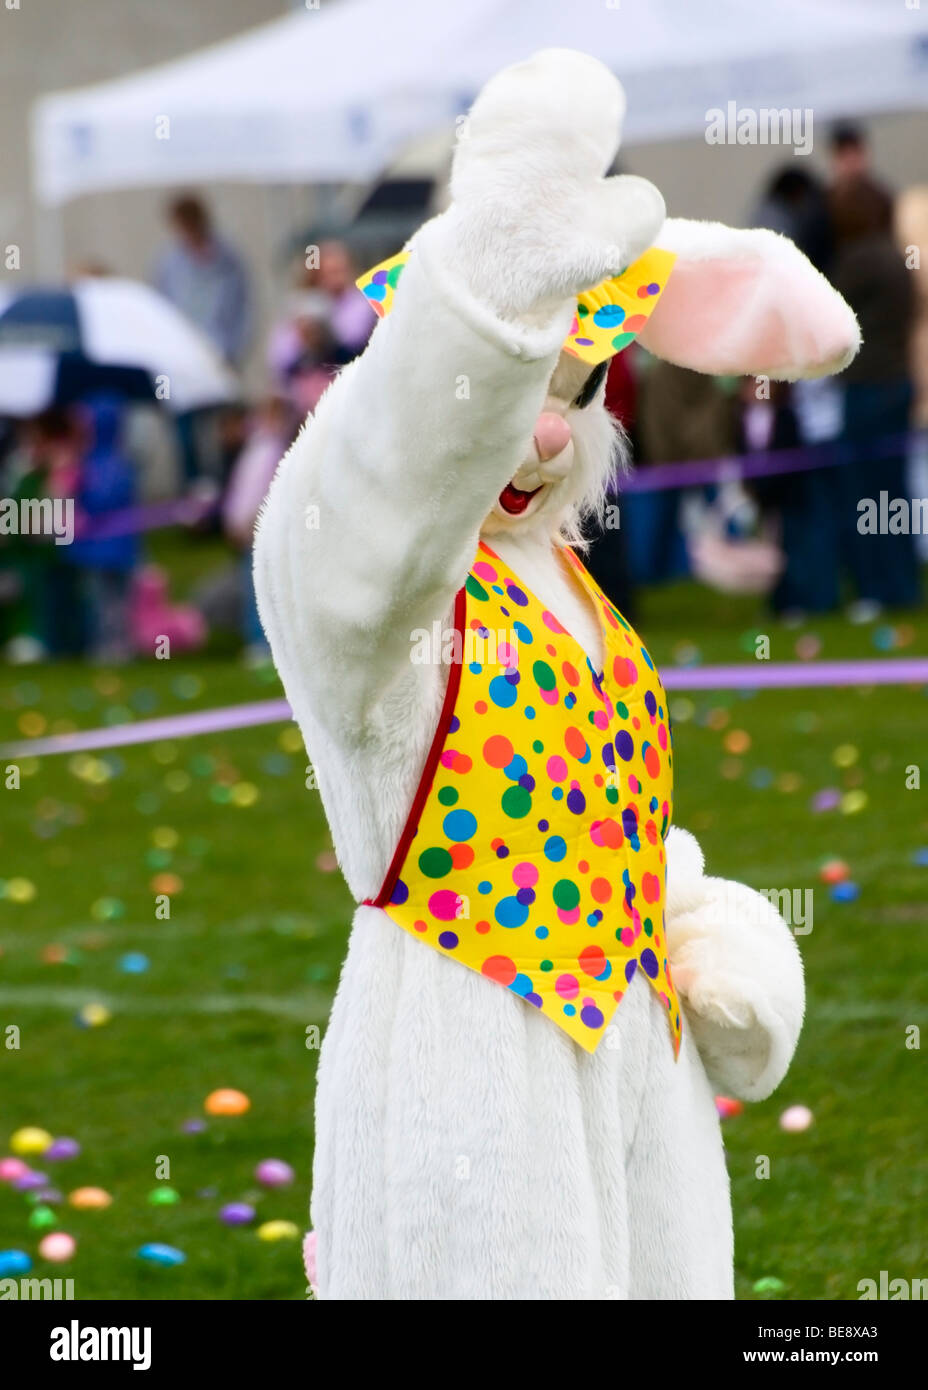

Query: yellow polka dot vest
[366,541,681,1056]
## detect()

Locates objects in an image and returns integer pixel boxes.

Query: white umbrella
[0,277,237,416]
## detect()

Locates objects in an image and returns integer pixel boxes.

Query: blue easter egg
[0,1250,32,1276]
[119,953,150,974]
[830,881,860,903]
[136,1243,186,1267]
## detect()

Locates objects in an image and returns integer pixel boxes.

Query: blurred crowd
[0,195,376,665]
[1,120,925,666]
[591,122,927,622]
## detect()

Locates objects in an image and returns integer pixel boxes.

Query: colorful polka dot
[378,540,679,1058]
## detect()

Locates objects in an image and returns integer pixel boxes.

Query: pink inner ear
[639,245,860,381]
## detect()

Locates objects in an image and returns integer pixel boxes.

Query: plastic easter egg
[68,1186,112,1209]
[753,1275,786,1296]
[832,743,859,768]
[723,729,751,755]
[230,782,259,808]
[0,1157,30,1182]
[181,1118,207,1134]
[28,1205,57,1231]
[38,1232,76,1263]
[204,1088,250,1117]
[830,881,860,903]
[714,1096,744,1121]
[255,1159,295,1188]
[119,952,150,974]
[219,1202,255,1226]
[14,1171,49,1192]
[5,878,36,904]
[137,1242,185,1266]
[914,848,928,867]
[0,1249,32,1276]
[795,634,821,661]
[90,896,125,922]
[256,1220,300,1242]
[819,859,849,885]
[150,872,183,895]
[147,1187,180,1206]
[45,1137,80,1161]
[76,1002,112,1028]
[10,1127,52,1156]
[779,1105,814,1133]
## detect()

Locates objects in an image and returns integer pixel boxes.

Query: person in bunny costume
[254,50,859,1300]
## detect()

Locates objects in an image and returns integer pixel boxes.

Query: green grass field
[1,534,926,1300]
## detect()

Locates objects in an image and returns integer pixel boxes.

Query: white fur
[254,49,811,1300]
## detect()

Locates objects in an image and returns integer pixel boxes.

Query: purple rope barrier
[3,660,926,759]
[48,427,928,539]
[0,699,292,759]
[618,428,922,495]
[664,658,928,690]
[74,494,218,541]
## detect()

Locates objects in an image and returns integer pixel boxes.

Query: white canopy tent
[32,0,928,208]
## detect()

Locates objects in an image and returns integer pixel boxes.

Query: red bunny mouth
[498,481,543,515]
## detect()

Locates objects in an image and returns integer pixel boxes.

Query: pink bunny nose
[533,412,571,461]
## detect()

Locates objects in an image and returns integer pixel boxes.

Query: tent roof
[32,0,928,206]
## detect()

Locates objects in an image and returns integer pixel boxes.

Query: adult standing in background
[154,194,252,366]
[828,122,894,238]
[895,186,928,564]
[750,164,839,614]
[153,195,252,484]
[830,153,918,612]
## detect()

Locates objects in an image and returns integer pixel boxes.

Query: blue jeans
[838,380,920,607]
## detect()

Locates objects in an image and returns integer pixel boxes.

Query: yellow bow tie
[357,244,676,366]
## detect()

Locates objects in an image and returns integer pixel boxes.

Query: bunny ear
[637,218,860,382]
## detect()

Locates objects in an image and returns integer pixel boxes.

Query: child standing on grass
[223,396,297,663]
[68,395,140,664]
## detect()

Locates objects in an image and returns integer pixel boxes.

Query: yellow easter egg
[79,1003,112,1028]
[230,782,259,808]
[256,1220,300,1242]
[832,744,859,769]
[10,1126,53,1156]
[6,878,37,904]
[278,727,303,754]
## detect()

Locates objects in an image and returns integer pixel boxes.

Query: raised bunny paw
[425,48,666,323]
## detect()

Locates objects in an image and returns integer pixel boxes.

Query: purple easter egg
[181,1119,207,1134]
[14,1171,49,1192]
[45,1137,80,1161]
[219,1202,255,1226]
[255,1159,295,1188]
